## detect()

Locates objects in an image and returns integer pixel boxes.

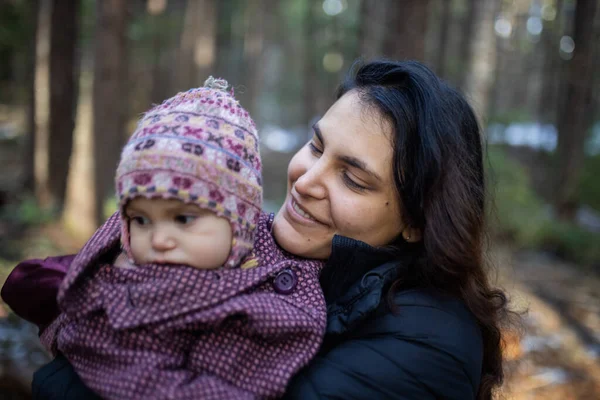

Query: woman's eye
[175,215,197,224]
[342,173,367,192]
[308,141,323,155]
[131,216,150,225]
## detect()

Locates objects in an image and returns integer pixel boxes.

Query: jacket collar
[320,234,417,335]
[320,235,398,303]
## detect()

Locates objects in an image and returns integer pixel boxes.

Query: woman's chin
[272,211,330,260]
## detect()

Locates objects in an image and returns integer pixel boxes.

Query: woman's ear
[402,226,422,243]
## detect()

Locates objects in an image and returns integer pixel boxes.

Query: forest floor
[0,223,599,399]
[496,247,600,399]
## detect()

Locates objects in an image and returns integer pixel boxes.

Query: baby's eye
[131,216,150,226]
[174,215,197,224]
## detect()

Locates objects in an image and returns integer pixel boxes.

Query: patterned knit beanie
[115,77,262,268]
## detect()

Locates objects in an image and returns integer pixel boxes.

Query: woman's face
[273,91,404,259]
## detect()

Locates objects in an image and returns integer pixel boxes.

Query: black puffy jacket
[283,235,483,399]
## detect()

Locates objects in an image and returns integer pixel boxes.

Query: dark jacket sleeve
[284,290,483,400]
[1,255,74,331]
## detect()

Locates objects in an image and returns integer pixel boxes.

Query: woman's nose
[150,227,176,251]
[293,157,327,200]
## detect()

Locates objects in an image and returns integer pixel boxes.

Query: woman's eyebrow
[313,122,325,145]
[339,155,382,182]
[315,122,382,182]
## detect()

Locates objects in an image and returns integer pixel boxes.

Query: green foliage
[487,146,548,246]
[1,195,55,227]
[534,221,600,267]
[0,0,33,102]
[0,0,30,49]
[129,9,184,64]
[104,196,118,220]
[488,145,600,268]
[79,0,97,48]
[487,109,534,126]
[578,154,600,211]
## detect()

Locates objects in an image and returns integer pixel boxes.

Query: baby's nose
[150,228,176,251]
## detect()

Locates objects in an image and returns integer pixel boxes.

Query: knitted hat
[115,77,262,268]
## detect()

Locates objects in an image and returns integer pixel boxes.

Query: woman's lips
[292,199,316,220]
[286,196,325,226]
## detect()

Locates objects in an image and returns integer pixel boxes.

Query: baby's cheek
[128,231,147,262]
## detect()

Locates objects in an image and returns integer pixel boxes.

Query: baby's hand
[114,252,136,269]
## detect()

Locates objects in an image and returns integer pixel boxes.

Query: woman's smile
[289,197,316,221]
[288,192,328,223]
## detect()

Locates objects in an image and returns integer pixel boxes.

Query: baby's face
[125,197,232,269]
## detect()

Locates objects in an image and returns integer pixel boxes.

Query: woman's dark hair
[336,59,514,399]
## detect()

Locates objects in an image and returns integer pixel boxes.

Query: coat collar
[320,234,417,335]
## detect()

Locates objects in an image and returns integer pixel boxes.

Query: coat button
[273,269,297,295]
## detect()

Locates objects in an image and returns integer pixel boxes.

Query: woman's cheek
[331,195,362,234]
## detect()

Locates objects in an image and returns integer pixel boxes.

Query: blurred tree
[23,0,40,193]
[34,0,51,206]
[214,0,244,82]
[384,0,430,61]
[177,0,216,91]
[304,0,323,124]
[0,0,29,102]
[538,0,564,124]
[359,0,387,59]
[434,0,451,78]
[555,0,598,220]
[48,0,80,212]
[92,0,129,226]
[463,0,498,123]
[242,0,273,117]
[458,0,476,90]
[149,3,171,104]
[508,9,530,112]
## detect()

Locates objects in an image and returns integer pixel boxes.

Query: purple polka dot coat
[40,212,326,399]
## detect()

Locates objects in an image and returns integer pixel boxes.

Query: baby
[5,78,326,399]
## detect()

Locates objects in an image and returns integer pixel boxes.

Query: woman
[277,59,509,399]
[4,60,511,399]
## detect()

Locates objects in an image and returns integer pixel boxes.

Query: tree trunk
[509,13,529,111]
[48,0,79,212]
[304,0,320,125]
[383,0,430,61]
[434,0,452,78]
[214,0,238,80]
[177,0,216,91]
[34,0,52,206]
[241,0,268,118]
[23,0,40,193]
[463,0,498,123]
[458,0,476,90]
[358,0,387,59]
[538,0,564,124]
[555,0,598,220]
[150,24,168,104]
[93,0,129,226]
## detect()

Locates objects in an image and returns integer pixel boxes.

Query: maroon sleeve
[1,255,75,331]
